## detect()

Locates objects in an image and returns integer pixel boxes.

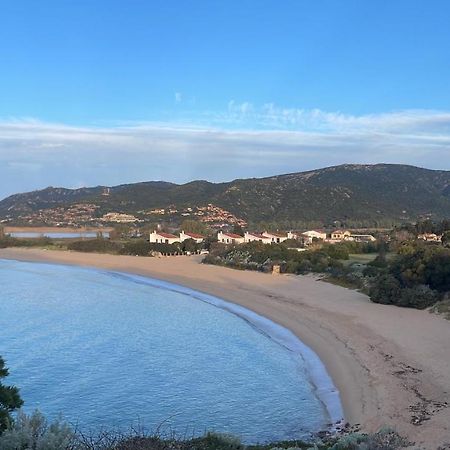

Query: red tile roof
[263,231,287,237]
[248,233,268,239]
[184,232,205,239]
[223,233,243,239]
[156,232,178,239]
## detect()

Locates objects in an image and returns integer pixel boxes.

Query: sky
[1,0,450,199]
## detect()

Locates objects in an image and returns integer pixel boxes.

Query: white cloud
[0,107,449,199]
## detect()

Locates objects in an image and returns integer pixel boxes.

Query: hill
[1,164,449,227]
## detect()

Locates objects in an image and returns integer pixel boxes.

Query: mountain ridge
[1,164,449,227]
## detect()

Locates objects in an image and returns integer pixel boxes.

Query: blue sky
[1,0,450,198]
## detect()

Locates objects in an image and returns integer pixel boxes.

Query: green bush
[120,240,152,256]
[67,239,121,254]
[368,275,402,306]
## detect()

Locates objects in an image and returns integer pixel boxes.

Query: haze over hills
[1,164,449,227]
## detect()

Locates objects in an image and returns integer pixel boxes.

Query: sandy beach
[1,248,449,448]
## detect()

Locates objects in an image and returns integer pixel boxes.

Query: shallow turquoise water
[0,259,340,442]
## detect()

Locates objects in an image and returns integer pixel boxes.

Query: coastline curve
[107,270,344,425]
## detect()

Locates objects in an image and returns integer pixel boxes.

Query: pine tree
[0,356,23,433]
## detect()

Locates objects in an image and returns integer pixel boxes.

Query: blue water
[7,232,109,239]
[0,259,341,443]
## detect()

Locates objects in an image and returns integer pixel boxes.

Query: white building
[244,232,272,244]
[149,230,180,244]
[418,233,442,242]
[302,230,327,241]
[330,230,352,241]
[101,212,139,223]
[261,231,288,244]
[179,230,205,244]
[217,231,245,245]
[347,234,377,243]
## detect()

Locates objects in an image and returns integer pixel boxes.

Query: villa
[330,229,352,241]
[262,231,288,243]
[300,230,327,242]
[179,230,205,243]
[244,232,273,244]
[149,230,180,244]
[217,231,245,245]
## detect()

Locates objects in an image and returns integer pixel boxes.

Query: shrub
[120,240,152,256]
[397,285,439,309]
[67,239,121,254]
[0,410,74,450]
[368,275,402,305]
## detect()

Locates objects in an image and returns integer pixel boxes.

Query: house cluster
[149,228,377,247]
[197,204,247,228]
[217,229,376,245]
[217,231,290,245]
[145,204,247,228]
[9,203,100,227]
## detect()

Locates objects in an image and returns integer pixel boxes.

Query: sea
[0,259,342,443]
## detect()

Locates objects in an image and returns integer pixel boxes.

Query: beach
[1,248,449,447]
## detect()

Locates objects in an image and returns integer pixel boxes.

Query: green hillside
[1,164,449,227]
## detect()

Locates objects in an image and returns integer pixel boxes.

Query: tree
[232,224,244,236]
[0,357,23,433]
[180,220,207,235]
[180,238,201,254]
[442,231,450,247]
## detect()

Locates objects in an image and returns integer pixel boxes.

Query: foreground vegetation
[0,415,410,450]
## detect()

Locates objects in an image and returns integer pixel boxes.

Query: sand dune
[1,248,449,448]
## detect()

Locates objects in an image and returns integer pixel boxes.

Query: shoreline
[111,271,343,427]
[1,248,450,447]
